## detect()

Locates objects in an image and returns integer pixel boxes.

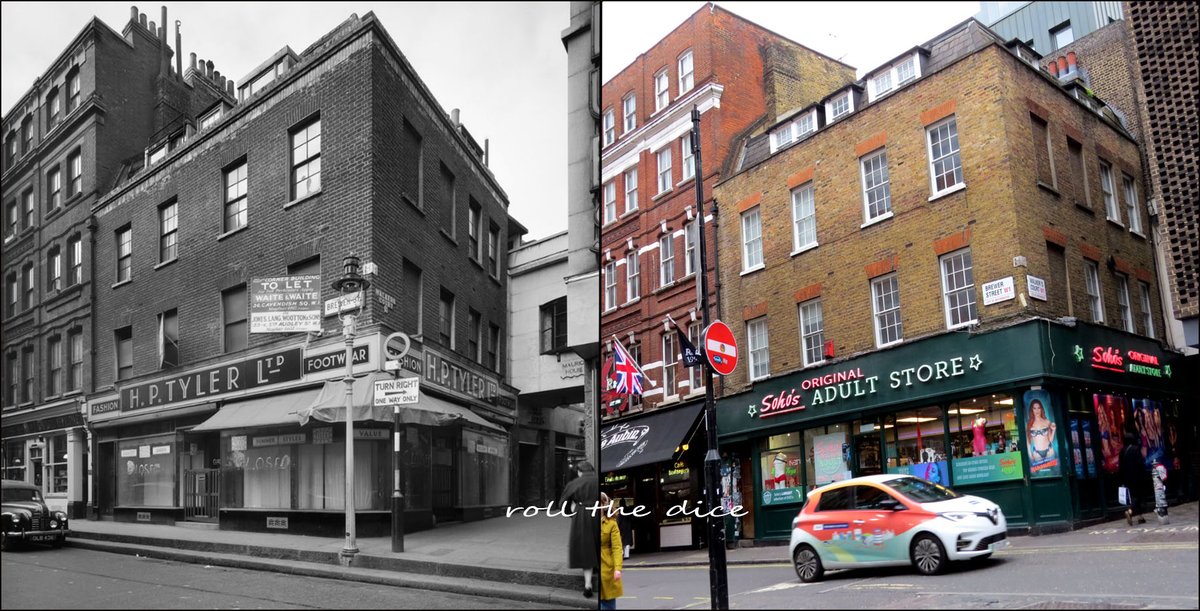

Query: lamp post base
[339,548,359,566]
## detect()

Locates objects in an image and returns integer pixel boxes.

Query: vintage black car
[2,479,68,550]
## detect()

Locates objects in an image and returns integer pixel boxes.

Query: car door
[810,485,888,564]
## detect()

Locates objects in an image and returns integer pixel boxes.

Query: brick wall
[714,43,1160,395]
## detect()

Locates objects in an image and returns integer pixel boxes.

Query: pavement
[66,512,591,609]
[623,500,1199,568]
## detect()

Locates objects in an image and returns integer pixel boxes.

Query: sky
[602,1,988,84]
[1,2,569,241]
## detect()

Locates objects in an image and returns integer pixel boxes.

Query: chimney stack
[484,139,489,167]
[175,20,183,78]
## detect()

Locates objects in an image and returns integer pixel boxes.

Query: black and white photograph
[2,2,599,609]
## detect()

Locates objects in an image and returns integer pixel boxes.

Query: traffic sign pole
[383,331,411,554]
[692,106,729,611]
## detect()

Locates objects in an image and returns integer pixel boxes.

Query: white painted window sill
[861,211,894,229]
[790,243,818,258]
[929,182,967,202]
[740,264,765,277]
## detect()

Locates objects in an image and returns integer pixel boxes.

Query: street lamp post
[333,254,370,566]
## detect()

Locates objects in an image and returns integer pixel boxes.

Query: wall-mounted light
[660,221,668,234]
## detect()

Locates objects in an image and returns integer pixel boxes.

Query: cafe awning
[190,390,321,432]
[296,371,505,433]
[600,402,703,471]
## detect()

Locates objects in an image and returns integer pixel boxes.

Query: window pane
[873,275,902,345]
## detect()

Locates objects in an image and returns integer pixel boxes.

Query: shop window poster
[1082,419,1096,477]
[1070,419,1084,479]
[761,448,803,506]
[1131,398,1165,469]
[1093,393,1127,474]
[813,432,851,486]
[1024,390,1060,477]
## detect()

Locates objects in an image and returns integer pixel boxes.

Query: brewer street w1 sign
[703,320,738,376]
[374,377,420,406]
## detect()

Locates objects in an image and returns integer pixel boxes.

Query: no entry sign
[703,320,738,376]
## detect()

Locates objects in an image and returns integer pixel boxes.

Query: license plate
[29,534,58,542]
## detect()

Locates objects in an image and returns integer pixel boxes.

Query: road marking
[746,582,810,594]
[999,542,1196,555]
[849,583,915,590]
[653,596,675,600]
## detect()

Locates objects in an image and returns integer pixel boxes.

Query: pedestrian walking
[599,492,623,610]
[1119,432,1147,526]
[617,498,633,559]
[560,460,599,598]
[1151,459,1169,525]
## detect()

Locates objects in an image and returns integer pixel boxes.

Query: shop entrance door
[854,434,883,477]
[431,428,459,523]
[182,435,220,522]
[98,442,114,517]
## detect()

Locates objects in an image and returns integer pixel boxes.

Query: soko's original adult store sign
[717,323,1045,437]
[119,348,303,411]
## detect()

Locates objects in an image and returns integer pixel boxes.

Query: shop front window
[116,435,177,507]
[2,440,24,481]
[884,406,948,486]
[805,423,851,487]
[47,434,68,493]
[220,428,388,511]
[948,394,1022,485]
[460,429,509,508]
[403,426,432,511]
[760,432,803,506]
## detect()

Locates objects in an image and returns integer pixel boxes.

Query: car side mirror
[878,498,904,511]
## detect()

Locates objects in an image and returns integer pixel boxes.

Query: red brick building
[2,7,225,518]
[712,18,1187,539]
[84,12,523,535]
[598,4,854,551]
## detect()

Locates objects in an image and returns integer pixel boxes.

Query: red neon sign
[1091,346,1124,373]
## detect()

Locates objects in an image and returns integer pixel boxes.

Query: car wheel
[793,544,825,583]
[911,533,947,575]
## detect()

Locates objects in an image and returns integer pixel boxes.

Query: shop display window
[805,423,851,487]
[220,428,389,511]
[47,434,67,493]
[883,406,948,485]
[116,434,177,507]
[403,426,432,511]
[2,440,25,481]
[460,429,509,507]
[947,394,1022,485]
[760,432,802,506]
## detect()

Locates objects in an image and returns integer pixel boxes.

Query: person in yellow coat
[599,492,623,610]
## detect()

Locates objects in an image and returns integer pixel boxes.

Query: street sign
[384,332,411,360]
[703,320,738,376]
[374,377,420,406]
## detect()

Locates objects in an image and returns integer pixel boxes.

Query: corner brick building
[598,4,855,552]
[77,12,523,536]
[2,6,226,518]
[711,18,1189,541]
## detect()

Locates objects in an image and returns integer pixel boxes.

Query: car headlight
[939,511,976,522]
[50,520,59,528]
[54,511,67,521]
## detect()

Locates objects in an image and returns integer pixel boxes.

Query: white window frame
[622,93,636,133]
[1053,23,1074,50]
[1123,175,1142,234]
[746,316,770,381]
[659,234,675,287]
[684,221,698,277]
[940,248,978,329]
[603,261,617,312]
[791,182,817,253]
[678,50,694,95]
[656,147,672,194]
[626,252,640,302]
[798,299,825,367]
[1084,260,1104,323]
[1099,160,1119,223]
[603,181,616,224]
[602,109,615,146]
[1139,281,1154,339]
[741,207,763,272]
[662,331,677,398]
[681,133,695,181]
[623,167,638,213]
[655,69,670,111]
[872,273,903,348]
[926,116,964,196]
[1117,274,1133,332]
[872,71,893,99]
[828,93,851,120]
[860,149,892,223]
[895,57,917,85]
[770,123,794,152]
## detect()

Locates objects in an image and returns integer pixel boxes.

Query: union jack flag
[610,336,648,396]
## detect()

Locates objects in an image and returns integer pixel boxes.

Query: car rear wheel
[911,533,947,575]
[793,544,824,582]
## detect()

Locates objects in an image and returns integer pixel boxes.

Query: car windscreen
[882,477,959,503]
[2,488,41,502]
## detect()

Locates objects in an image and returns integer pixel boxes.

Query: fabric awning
[296,371,506,433]
[190,390,320,432]
[600,402,703,471]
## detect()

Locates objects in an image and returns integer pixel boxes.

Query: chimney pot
[149,21,156,36]
[226,80,235,96]
[130,6,139,22]
[451,108,460,126]
[1047,61,1058,76]
[206,60,214,78]
[1066,51,1077,71]
[190,52,197,69]
[140,12,147,28]
[1057,57,1068,75]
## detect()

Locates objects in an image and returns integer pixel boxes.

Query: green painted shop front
[716,319,1187,542]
